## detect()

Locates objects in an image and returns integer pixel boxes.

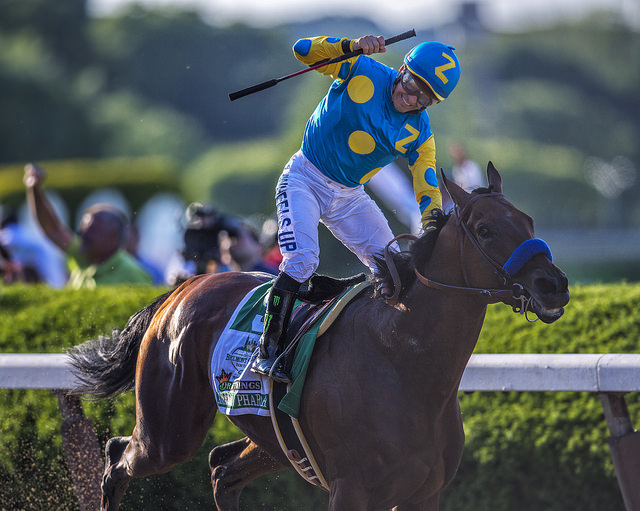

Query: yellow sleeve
[408,135,442,228]
[292,36,358,80]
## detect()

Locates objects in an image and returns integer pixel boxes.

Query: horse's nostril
[534,277,557,295]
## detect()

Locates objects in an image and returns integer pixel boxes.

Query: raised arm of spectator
[23,163,72,251]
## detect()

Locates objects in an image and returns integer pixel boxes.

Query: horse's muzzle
[525,268,570,323]
[530,297,566,323]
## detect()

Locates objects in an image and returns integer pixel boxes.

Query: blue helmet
[403,42,461,100]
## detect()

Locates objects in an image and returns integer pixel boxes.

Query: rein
[383,233,520,304]
[383,192,551,319]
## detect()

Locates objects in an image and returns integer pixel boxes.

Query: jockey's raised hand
[352,35,386,55]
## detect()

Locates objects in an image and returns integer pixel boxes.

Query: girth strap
[270,382,329,491]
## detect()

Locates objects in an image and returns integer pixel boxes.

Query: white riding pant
[276,150,395,283]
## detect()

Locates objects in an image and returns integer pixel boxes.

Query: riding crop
[228,29,416,101]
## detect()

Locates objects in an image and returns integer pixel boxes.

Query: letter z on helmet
[404,42,461,101]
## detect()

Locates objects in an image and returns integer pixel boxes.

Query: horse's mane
[372,208,449,300]
[372,187,495,300]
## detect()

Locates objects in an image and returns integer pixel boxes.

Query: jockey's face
[391,66,439,113]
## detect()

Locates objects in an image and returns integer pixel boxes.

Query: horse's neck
[425,219,466,287]
[398,287,486,388]
[396,224,488,391]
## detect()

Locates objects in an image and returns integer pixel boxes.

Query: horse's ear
[440,168,471,208]
[487,161,502,193]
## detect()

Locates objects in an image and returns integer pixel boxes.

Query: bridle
[383,191,552,320]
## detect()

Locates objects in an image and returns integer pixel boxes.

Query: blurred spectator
[366,161,422,235]
[165,203,278,285]
[0,241,34,284]
[164,250,196,286]
[260,217,283,269]
[165,202,236,285]
[182,203,238,274]
[24,163,152,288]
[125,220,165,285]
[220,223,278,275]
[367,148,483,226]
[0,208,67,287]
[448,142,484,192]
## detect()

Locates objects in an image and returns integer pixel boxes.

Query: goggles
[400,70,440,108]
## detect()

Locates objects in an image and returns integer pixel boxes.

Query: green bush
[0,283,638,510]
[441,283,640,511]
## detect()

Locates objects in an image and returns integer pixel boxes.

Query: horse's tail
[67,290,174,399]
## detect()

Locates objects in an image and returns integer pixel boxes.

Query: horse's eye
[477,225,491,239]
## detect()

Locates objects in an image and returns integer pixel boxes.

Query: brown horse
[69,163,569,511]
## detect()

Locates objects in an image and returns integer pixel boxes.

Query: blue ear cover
[502,238,552,275]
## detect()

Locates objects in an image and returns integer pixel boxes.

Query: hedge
[0,282,639,510]
[442,283,640,511]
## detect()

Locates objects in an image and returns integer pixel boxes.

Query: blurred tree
[89,91,208,161]
[0,0,91,71]
[90,7,292,141]
[487,16,640,226]
[0,33,99,162]
[0,2,295,163]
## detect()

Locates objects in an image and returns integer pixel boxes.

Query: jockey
[252,35,461,383]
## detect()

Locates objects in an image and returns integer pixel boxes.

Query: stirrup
[252,355,291,384]
[252,354,275,374]
[269,366,292,384]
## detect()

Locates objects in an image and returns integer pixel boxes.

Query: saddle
[278,272,368,371]
[297,272,368,302]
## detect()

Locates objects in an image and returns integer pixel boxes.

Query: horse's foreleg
[101,436,132,511]
[209,436,286,511]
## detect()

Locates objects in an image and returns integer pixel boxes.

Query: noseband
[383,192,552,317]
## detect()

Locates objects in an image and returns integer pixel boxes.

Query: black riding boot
[252,273,301,384]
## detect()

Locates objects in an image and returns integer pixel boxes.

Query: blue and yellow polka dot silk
[293,36,441,227]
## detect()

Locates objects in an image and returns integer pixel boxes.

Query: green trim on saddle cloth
[229,281,274,332]
[278,280,371,418]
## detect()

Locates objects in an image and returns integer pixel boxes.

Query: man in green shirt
[24,163,152,288]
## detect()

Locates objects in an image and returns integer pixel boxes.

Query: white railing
[3,352,640,391]
[0,353,75,388]
[460,353,640,392]
[2,353,640,511]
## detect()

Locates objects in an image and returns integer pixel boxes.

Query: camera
[182,203,241,275]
